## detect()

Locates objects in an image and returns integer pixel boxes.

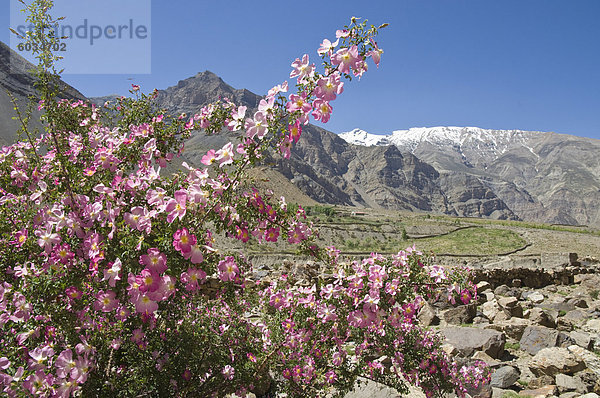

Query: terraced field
[247,205,600,263]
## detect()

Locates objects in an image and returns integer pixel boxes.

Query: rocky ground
[216,206,600,397]
[242,252,600,398]
[414,255,600,398]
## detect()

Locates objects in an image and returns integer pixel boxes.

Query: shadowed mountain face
[132,71,519,221]
[0,41,85,145]
[0,41,40,146]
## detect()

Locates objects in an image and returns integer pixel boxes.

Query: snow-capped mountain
[340,126,544,163]
[339,126,556,174]
[338,128,392,147]
[340,126,600,226]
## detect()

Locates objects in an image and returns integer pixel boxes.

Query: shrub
[504,342,521,350]
[0,2,488,397]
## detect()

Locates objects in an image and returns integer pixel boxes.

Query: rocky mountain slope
[2,42,595,227]
[0,41,84,145]
[134,71,518,220]
[341,127,600,227]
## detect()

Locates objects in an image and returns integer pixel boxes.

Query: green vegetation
[505,342,521,350]
[333,227,526,255]
[307,206,388,226]
[502,392,530,398]
[427,212,600,237]
[458,217,600,237]
[591,290,599,300]
[401,227,408,240]
[305,205,336,218]
[309,206,600,236]
[255,205,600,257]
[343,236,401,252]
[413,227,526,255]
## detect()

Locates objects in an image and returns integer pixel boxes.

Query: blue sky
[2,0,600,139]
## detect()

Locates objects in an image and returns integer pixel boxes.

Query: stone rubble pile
[423,271,600,398]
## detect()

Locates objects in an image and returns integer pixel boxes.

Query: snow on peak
[338,128,391,147]
[339,126,542,158]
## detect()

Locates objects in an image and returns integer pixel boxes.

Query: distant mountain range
[340,127,600,226]
[141,71,600,226]
[1,39,598,227]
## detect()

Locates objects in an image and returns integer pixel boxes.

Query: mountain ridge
[0,43,595,227]
[129,71,521,221]
[146,71,597,226]
[340,126,600,226]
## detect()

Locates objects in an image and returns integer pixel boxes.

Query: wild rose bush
[259,251,488,397]
[0,3,489,397]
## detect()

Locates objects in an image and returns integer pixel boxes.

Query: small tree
[0,2,488,397]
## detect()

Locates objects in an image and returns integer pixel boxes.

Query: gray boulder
[519,384,558,397]
[560,392,582,398]
[568,345,600,378]
[482,300,502,321]
[441,327,505,359]
[567,297,589,308]
[520,326,560,355]
[477,281,492,292]
[344,378,421,398]
[528,291,545,304]
[529,347,586,377]
[558,332,577,348]
[486,318,530,340]
[442,304,476,325]
[585,319,600,334]
[494,284,521,298]
[498,296,523,318]
[490,366,520,389]
[527,307,556,328]
[563,309,589,323]
[528,375,555,389]
[555,373,587,394]
[417,302,439,326]
[472,351,501,367]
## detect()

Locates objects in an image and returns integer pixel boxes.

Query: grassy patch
[504,342,521,350]
[461,217,600,237]
[251,206,600,257]
[410,227,527,255]
[332,226,526,255]
[517,379,528,387]
[341,236,405,252]
[501,392,529,398]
